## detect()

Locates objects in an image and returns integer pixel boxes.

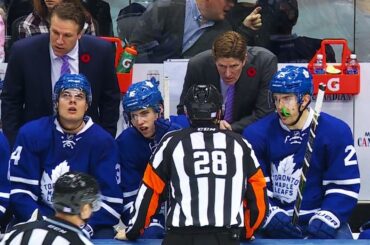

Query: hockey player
[0,132,10,232]
[243,66,360,239]
[115,84,268,243]
[8,74,122,238]
[116,79,181,238]
[1,172,100,245]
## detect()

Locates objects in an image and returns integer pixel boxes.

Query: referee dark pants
[162,226,241,245]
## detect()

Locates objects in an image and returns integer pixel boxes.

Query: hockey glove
[154,118,172,143]
[81,223,94,238]
[262,207,303,238]
[307,210,339,239]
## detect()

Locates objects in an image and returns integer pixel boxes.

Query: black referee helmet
[184,84,223,123]
[53,172,101,215]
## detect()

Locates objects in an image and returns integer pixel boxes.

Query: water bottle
[117,46,137,73]
[345,54,359,75]
[313,54,325,74]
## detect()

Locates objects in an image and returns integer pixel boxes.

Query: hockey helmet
[53,172,101,215]
[184,84,223,122]
[270,65,313,103]
[53,74,92,105]
[122,79,163,114]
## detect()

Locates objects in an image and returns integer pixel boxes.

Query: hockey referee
[115,84,268,244]
[0,172,101,245]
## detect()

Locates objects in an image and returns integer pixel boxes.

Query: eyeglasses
[60,90,86,102]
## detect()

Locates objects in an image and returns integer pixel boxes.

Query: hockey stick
[292,83,326,225]
[162,75,170,119]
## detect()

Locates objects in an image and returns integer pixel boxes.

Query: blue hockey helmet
[122,79,163,114]
[53,74,92,105]
[270,65,313,103]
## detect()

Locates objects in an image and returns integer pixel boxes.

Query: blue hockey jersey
[9,116,122,231]
[116,118,181,234]
[0,132,10,220]
[243,109,360,226]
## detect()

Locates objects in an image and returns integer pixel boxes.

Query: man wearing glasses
[178,31,277,133]
[8,74,122,238]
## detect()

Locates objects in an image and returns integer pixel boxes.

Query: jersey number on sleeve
[10,146,23,165]
[344,145,357,166]
[194,150,227,176]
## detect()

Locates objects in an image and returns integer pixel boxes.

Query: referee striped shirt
[0,217,92,245]
[126,126,267,240]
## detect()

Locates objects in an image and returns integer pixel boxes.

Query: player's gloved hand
[307,210,339,239]
[263,207,303,238]
[80,223,94,238]
[359,221,370,239]
[155,118,171,142]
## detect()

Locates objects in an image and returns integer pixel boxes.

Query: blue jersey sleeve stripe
[325,189,359,199]
[0,192,10,198]
[123,202,133,212]
[101,195,123,204]
[123,189,139,198]
[322,178,360,185]
[0,205,5,213]
[10,189,38,201]
[101,202,121,219]
[10,176,39,185]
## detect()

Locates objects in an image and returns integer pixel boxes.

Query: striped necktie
[223,84,235,123]
[60,55,71,76]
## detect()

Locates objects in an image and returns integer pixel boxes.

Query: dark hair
[50,2,86,33]
[212,31,247,62]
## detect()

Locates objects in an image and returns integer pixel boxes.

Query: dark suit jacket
[1,34,120,146]
[178,48,277,133]
[130,0,232,63]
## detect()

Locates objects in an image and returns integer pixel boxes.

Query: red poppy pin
[80,53,91,63]
[247,67,256,77]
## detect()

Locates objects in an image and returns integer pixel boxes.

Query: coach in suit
[129,0,234,63]
[178,31,277,133]
[1,2,120,146]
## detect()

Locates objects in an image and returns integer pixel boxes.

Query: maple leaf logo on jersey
[271,154,301,203]
[41,160,70,207]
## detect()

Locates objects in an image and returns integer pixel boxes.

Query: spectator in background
[116,79,181,238]
[1,2,120,146]
[243,66,359,239]
[228,0,336,63]
[129,0,264,63]
[17,0,97,40]
[8,74,122,238]
[0,132,10,233]
[115,84,267,242]
[1,172,100,245]
[226,0,267,46]
[265,0,336,63]
[83,0,113,36]
[178,31,276,133]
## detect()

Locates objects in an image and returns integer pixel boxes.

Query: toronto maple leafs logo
[41,161,70,207]
[271,154,301,203]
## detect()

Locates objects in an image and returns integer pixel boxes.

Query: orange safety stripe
[142,164,166,227]
[244,168,267,239]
